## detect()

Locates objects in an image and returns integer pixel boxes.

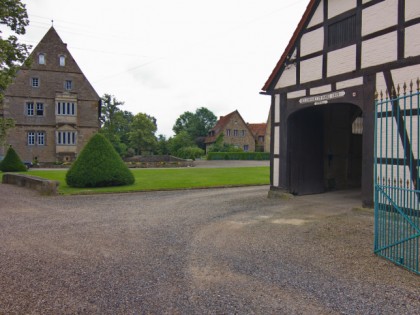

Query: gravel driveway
[0,184,418,314]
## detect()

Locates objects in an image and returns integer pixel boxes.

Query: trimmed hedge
[66,133,135,187]
[207,152,270,161]
[0,146,27,172]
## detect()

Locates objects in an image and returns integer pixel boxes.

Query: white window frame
[31,77,39,87]
[226,129,231,136]
[57,131,77,145]
[65,80,72,90]
[26,102,34,116]
[36,103,44,116]
[233,129,238,137]
[56,101,76,116]
[28,132,35,145]
[37,132,45,145]
[38,53,45,65]
[59,55,65,66]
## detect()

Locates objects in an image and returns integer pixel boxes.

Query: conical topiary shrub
[66,133,135,187]
[0,146,27,172]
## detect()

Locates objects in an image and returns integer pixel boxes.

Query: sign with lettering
[299,91,345,105]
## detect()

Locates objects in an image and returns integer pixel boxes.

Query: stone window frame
[28,131,46,146]
[38,53,45,65]
[64,80,72,90]
[56,131,77,145]
[243,144,249,152]
[233,129,238,137]
[226,129,231,136]
[59,55,66,66]
[31,77,40,88]
[56,101,76,116]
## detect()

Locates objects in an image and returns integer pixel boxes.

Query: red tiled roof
[205,110,253,144]
[262,0,316,91]
[248,123,267,137]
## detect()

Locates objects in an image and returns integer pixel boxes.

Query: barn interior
[287,103,363,195]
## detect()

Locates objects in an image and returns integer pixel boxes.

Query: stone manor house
[0,27,101,163]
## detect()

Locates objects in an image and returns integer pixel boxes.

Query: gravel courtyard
[0,183,418,314]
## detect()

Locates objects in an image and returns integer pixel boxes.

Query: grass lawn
[5,167,269,195]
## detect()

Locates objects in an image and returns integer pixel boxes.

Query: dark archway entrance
[287,103,362,195]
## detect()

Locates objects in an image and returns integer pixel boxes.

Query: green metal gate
[374,81,420,275]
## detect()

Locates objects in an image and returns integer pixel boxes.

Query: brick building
[204,110,256,153]
[248,123,268,152]
[0,27,101,163]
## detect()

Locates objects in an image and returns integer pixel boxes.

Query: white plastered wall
[300,56,323,84]
[328,0,356,19]
[327,45,357,77]
[405,24,420,59]
[307,0,323,28]
[362,0,398,36]
[362,32,397,68]
[405,0,420,22]
[300,28,324,57]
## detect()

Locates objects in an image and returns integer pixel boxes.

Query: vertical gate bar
[374,97,379,251]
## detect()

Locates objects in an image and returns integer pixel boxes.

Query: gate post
[362,74,376,207]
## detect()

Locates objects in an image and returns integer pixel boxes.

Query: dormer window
[38,54,45,65]
[59,55,66,66]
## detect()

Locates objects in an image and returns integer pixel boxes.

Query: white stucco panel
[300,56,323,84]
[274,94,280,123]
[300,28,324,57]
[376,72,387,97]
[310,85,331,95]
[328,0,356,19]
[337,77,363,89]
[362,0,398,36]
[308,0,323,27]
[391,64,420,88]
[275,65,297,89]
[362,32,397,68]
[274,126,280,155]
[405,24,420,58]
[327,45,356,77]
[287,90,306,99]
[273,158,279,187]
[405,0,420,22]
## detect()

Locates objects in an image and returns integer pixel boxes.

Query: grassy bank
[11,167,269,195]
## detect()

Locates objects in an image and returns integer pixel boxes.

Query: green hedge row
[207,152,270,161]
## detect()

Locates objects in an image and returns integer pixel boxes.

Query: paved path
[0,184,418,314]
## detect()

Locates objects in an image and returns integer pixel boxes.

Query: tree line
[100,94,218,159]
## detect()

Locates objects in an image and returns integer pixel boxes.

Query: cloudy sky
[18,0,308,137]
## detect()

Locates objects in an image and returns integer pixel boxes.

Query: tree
[156,134,170,155]
[172,107,217,149]
[0,145,26,172]
[0,0,31,149]
[168,131,195,155]
[66,133,134,188]
[129,113,158,155]
[99,94,133,156]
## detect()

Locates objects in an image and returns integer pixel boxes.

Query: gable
[263,0,420,92]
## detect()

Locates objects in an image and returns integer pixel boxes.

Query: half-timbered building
[262,0,420,207]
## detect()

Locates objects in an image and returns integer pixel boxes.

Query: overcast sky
[18,0,308,137]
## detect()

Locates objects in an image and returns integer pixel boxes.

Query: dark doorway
[287,103,362,195]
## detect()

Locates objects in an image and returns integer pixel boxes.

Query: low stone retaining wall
[2,173,59,195]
